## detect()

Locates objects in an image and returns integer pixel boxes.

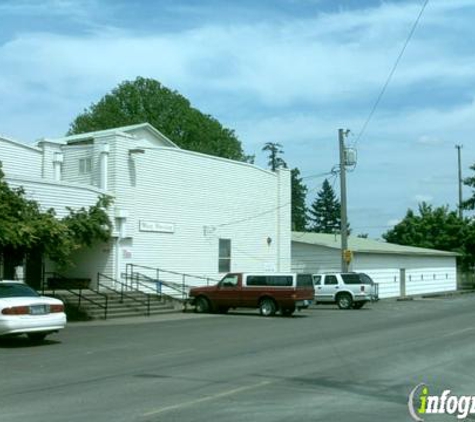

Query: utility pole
[339,129,349,272]
[456,144,463,219]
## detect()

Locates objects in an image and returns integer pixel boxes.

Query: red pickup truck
[189,272,314,316]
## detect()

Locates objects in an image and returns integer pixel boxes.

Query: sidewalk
[67,309,212,327]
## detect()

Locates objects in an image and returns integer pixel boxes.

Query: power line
[215,171,333,229]
[355,0,430,144]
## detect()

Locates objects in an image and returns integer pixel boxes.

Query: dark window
[313,275,322,286]
[341,274,362,284]
[246,275,293,287]
[297,274,313,287]
[247,276,268,286]
[218,239,231,273]
[325,275,338,285]
[0,283,39,298]
[267,276,293,287]
[359,273,374,285]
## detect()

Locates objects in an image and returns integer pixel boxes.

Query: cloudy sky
[1,0,474,237]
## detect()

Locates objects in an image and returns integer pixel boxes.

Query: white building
[291,232,458,298]
[0,123,291,288]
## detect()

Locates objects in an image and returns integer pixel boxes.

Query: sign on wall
[139,220,175,233]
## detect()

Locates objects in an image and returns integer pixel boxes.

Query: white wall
[61,143,95,186]
[354,253,456,297]
[0,137,42,178]
[291,243,340,273]
[291,242,457,298]
[109,142,291,284]
[6,176,105,218]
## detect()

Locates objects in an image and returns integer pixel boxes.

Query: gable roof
[292,232,460,257]
[38,123,179,148]
[1,134,41,152]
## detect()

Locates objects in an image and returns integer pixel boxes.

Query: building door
[25,250,43,289]
[399,268,406,297]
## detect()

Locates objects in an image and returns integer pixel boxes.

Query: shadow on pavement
[0,336,61,348]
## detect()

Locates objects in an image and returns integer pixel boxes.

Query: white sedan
[0,281,67,342]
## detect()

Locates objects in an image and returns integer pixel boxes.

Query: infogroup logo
[408,383,475,421]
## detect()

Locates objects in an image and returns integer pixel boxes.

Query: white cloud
[0,0,475,236]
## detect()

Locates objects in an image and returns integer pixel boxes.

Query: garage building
[291,232,458,298]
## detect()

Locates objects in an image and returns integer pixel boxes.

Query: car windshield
[0,283,40,298]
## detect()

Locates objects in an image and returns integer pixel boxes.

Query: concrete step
[49,288,182,320]
[86,305,180,319]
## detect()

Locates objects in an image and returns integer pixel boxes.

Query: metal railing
[97,273,151,316]
[125,264,221,301]
[128,271,187,300]
[43,272,109,319]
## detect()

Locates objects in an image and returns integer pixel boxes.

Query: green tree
[68,77,246,161]
[383,202,475,270]
[0,166,112,270]
[261,142,308,230]
[308,179,349,234]
[262,142,287,171]
[291,168,308,231]
[462,163,475,211]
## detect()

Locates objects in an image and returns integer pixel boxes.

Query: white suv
[312,273,378,310]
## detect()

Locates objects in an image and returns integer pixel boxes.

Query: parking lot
[2,295,475,422]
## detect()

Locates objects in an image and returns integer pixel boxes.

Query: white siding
[2,128,291,288]
[109,143,291,284]
[61,144,95,186]
[0,137,42,179]
[353,253,456,298]
[292,243,457,299]
[61,242,114,283]
[291,243,340,273]
[5,176,104,218]
[38,141,63,180]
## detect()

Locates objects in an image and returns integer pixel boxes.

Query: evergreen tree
[261,143,308,230]
[462,163,475,211]
[308,179,348,234]
[262,142,287,171]
[291,168,308,231]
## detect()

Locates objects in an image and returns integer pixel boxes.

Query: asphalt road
[1,296,475,422]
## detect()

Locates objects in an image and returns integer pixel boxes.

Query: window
[341,274,361,284]
[247,276,267,286]
[359,273,374,285]
[313,275,322,286]
[79,157,92,175]
[267,276,293,287]
[297,274,313,287]
[325,275,338,285]
[218,239,231,273]
[0,283,39,298]
[220,274,238,288]
[246,275,293,287]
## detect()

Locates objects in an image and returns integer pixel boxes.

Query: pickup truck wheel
[195,297,210,313]
[282,307,295,317]
[352,302,366,309]
[336,293,353,310]
[259,298,276,317]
